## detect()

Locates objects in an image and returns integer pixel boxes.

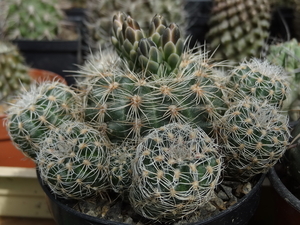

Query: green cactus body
[228,58,289,107]
[0,41,30,103]
[220,99,290,180]
[109,141,136,193]
[3,0,63,40]
[129,123,223,221]
[79,14,230,142]
[6,81,82,160]
[206,0,271,61]
[37,121,111,199]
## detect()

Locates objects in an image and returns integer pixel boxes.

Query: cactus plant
[0,41,30,104]
[37,121,111,199]
[1,0,64,40]
[6,81,82,160]
[130,123,223,221]
[206,0,271,62]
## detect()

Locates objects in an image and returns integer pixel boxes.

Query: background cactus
[206,0,271,62]
[0,41,30,104]
[129,123,223,221]
[37,121,111,199]
[1,0,64,40]
[6,81,82,160]
[220,98,290,180]
[266,39,300,120]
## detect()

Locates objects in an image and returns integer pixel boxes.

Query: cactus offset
[37,121,111,199]
[6,81,82,160]
[228,58,289,108]
[220,98,290,180]
[129,123,223,221]
[109,141,136,194]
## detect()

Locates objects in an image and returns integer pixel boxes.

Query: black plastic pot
[37,171,265,225]
[268,167,300,225]
[269,7,296,42]
[12,39,82,86]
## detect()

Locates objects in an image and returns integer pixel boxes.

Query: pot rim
[268,167,300,212]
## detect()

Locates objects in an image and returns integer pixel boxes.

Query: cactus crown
[111,12,184,77]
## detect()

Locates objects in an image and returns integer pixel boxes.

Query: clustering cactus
[37,121,111,199]
[6,81,82,160]
[0,41,30,103]
[83,0,186,51]
[130,123,222,221]
[206,0,271,62]
[5,12,293,224]
[1,0,64,40]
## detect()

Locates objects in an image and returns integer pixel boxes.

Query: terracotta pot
[28,68,67,85]
[0,68,66,168]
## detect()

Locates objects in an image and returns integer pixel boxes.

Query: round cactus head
[129,123,223,221]
[220,98,290,180]
[37,121,111,199]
